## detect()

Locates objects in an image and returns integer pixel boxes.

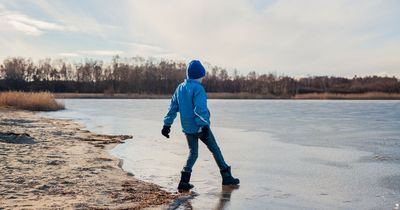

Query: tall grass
[0,91,65,111]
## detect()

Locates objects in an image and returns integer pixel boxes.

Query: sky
[0,0,399,77]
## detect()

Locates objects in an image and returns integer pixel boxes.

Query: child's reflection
[214,185,240,210]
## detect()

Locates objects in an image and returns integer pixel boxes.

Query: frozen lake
[42,99,400,210]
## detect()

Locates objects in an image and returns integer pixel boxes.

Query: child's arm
[193,86,210,128]
[163,90,179,126]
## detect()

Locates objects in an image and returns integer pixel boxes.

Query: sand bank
[0,108,177,209]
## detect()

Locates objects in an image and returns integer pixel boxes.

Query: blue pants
[182,129,229,173]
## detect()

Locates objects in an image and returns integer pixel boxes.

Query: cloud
[112,41,185,60]
[115,41,167,54]
[0,4,67,36]
[30,0,119,37]
[78,50,124,56]
[126,0,400,76]
[1,0,399,77]
[58,52,79,57]
[57,50,124,58]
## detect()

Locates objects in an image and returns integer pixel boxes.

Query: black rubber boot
[220,166,240,186]
[177,171,194,192]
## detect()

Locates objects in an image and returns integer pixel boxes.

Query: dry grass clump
[0,91,65,111]
[293,92,400,100]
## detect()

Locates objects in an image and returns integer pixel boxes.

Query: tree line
[0,56,399,96]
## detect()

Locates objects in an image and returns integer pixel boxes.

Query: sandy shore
[0,108,178,209]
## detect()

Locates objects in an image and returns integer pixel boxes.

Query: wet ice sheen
[42,99,400,210]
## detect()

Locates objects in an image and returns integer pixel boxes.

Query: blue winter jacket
[163,79,210,134]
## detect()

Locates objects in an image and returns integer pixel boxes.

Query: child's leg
[200,129,229,170]
[182,133,199,172]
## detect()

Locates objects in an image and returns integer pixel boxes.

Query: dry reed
[0,91,65,111]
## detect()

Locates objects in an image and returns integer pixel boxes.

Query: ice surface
[42,99,400,210]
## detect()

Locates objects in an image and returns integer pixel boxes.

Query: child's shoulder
[179,80,205,92]
[192,83,206,94]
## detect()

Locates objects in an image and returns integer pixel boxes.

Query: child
[161,60,240,192]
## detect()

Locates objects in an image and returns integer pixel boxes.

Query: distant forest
[0,56,399,96]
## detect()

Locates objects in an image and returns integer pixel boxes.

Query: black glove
[161,125,171,138]
[198,126,209,141]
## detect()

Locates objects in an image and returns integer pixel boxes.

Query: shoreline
[0,108,178,209]
[54,92,400,100]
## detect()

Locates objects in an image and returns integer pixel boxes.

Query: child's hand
[198,126,209,141]
[161,125,171,138]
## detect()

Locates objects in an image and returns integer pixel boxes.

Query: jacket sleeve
[163,89,179,126]
[193,86,210,127]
